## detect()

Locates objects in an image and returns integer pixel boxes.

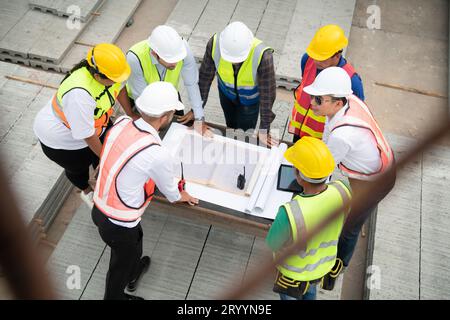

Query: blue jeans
[218,89,259,131]
[279,284,317,300]
[337,204,377,266]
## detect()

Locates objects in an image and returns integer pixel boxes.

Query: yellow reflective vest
[277,181,351,281]
[52,67,121,137]
[212,34,271,106]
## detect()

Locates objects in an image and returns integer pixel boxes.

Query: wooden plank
[47,205,106,299]
[187,226,254,299]
[165,0,209,40]
[420,145,450,299]
[368,133,421,300]
[80,209,169,299]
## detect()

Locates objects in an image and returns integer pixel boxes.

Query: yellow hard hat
[306,25,348,61]
[284,137,335,181]
[86,43,131,83]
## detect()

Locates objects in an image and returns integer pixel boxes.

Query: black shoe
[124,293,144,300]
[127,256,151,292]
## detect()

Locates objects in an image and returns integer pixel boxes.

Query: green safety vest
[126,40,183,97]
[277,181,352,281]
[52,67,121,136]
[212,34,271,105]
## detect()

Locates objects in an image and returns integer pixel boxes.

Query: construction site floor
[0,0,448,300]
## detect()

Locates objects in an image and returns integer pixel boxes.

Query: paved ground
[0,0,447,300]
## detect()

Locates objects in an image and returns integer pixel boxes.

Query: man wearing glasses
[302,66,395,289]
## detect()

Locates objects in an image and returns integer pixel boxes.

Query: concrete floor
[1,0,447,300]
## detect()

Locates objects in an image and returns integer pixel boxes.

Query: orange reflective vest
[93,117,158,222]
[288,58,356,139]
[331,95,394,180]
[52,67,120,137]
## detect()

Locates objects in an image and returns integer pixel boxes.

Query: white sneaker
[80,191,94,209]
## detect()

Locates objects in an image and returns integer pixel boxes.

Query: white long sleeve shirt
[323,105,382,177]
[126,39,204,119]
[112,116,181,227]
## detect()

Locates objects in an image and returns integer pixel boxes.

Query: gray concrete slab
[187,226,254,299]
[188,0,239,60]
[347,26,447,100]
[0,62,64,225]
[27,13,89,64]
[165,0,209,40]
[0,9,88,64]
[368,133,421,300]
[47,204,105,299]
[77,0,141,45]
[352,0,448,42]
[420,145,450,299]
[137,214,210,300]
[276,0,356,83]
[230,0,268,35]
[80,209,169,300]
[29,0,104,22]
[255,0,297,72]
[0,0,30,40]
[242,237,278,300]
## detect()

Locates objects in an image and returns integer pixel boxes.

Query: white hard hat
[303,67,353,97]
[148,25,187,64]
[219,21,254,63]
[135,81,184,117]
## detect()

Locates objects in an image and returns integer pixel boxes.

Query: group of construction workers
[33,20,396,300]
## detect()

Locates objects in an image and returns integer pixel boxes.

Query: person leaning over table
[266,137,352,300]
[33,43,136,208]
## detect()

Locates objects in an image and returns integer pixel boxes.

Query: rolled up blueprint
[254,143,288,212]
[245,143,287,213]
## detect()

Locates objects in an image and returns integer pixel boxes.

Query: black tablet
[277,164,304,193]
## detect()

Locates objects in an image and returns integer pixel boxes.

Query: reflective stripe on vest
[126,40,183,96]
[277,181,351,281]
[212,34,271,106]
[52,67,120,137]
[93,118,159,222]
[331,95,395,181]
[288,58,356,138]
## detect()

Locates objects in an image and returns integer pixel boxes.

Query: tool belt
[320,258,344,291]
[272,272,321,299]
[273,258,344,298]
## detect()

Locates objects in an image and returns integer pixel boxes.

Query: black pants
[218,89,259,131]
[39,122,111,190]
[91,205,143,300]
[40,143,99,190]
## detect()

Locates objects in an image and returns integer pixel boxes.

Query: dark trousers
[337,204,377,266]
[337,174,396,266]
[91,205,143,300]
[218,89,259,131]
[39,122,111,190]
[40,143,99,190]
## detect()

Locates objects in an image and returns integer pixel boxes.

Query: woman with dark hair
[33,43,137,206]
